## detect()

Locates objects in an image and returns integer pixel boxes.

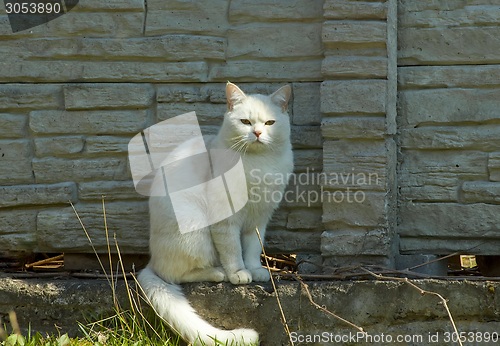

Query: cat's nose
[254,130,262,138]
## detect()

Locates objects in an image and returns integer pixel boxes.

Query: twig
[255,228,294,346]
[361,267,463,346]
[292,275,366,334]
[24,254,64,269]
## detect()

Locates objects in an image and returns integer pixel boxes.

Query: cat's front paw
[249,267,271,282]
[228,269,252,285]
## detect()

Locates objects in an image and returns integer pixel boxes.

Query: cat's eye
[240,119,251,125]
[265,120,276,126]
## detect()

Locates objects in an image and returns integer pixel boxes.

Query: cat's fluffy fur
[138,82,294,345]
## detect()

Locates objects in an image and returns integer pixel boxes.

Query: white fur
[138,83,294,345]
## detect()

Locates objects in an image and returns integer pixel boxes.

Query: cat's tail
[137,267,259,346]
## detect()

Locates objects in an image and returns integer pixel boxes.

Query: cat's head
[221,82,292,154]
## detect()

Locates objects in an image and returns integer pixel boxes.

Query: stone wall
[397,0,500,255]
[1,0,499,271]
[0,0,325,264]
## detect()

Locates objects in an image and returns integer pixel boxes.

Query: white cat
[138,82,294,345]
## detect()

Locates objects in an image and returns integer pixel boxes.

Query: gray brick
[0,85,61,110]
[321,80,387,115]
[323,192,387,229]
[208,59,322,82]
[461,182,500,204]
[0,182,76,208]
[64,84,154,110]
[321,229,391,256]
[287,208,322,230]
[0,114,27,138]
[291,83,321,126]
[322,117,386,139]
[229,0,323,22]
[30,110,148,135]
[32,157,128,183]
[322,56,387,79]
[227,23,322,59]
[323,21,387,46]
[489,153,500,182]
[36,202,149,253]
[0,210,37,252]
[266,230,321,253]
[0,139,33,185]
[399,89,500,126]
[291,126,322,149]
[85,136,131,155]
[78,181,145,201]
[34,136,85,157]
[0,61,208,83]
[324,0,388,20]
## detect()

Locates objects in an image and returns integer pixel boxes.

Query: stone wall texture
[0,0,499,271]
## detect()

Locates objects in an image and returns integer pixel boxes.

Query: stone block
[324,0,388,20]
[461,181,500,204]
[157,84,210,103]
[229,0,323,22]
[30,110,148,135]
[293,149,323,173]
[0,114,27,138]
[64,84,154,110]
[34,136,84,157]
[399,89,500,126]
[36,202,149,253]
[0,210,37,253]
[72,0,144,11]
[78,181,145,201]
[4,36,224,64]
[322,117,386,139]
[399,27,500,65]
[157,103,226,126]
[399,65,500,89]
[32,157,129,183]
[400,125,500,151]
[265,230,321,253]
[489,153,500,181]
[145,0,229,36]
[19,12,143,37]
[323,140,386,191]
[323,192,387,229]
[322,21,387,47]
[322,56,387,79]
[399,3,500,28]
[395,254,448,276]
[291,126,322,149]
[208,59,322,82]
[399,150,488,202]
[0,139,33,185]
[291,83,321,126]
[85,136,131,154]
[0,85,61,110]
[0,182,76,208]
[227,23,322,58]
[400,237,500,255]
[0,61,208,83]
[321,80,387,115]
[287,208,322,230]
[399,202,500,238]
[206,83,287,103]
[321,229,391,256]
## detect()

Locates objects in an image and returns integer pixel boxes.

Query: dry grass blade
[292,275,366,334]
[24,254,64,269]
[255,228,294,346]
[361,267,463,346]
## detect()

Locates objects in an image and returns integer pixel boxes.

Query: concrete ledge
[1,278,500,344]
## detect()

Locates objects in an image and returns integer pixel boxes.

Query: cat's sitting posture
[138,82,294,345]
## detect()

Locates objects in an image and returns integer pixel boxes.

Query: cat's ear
[226,82,247,111]
[270,85,292,112]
